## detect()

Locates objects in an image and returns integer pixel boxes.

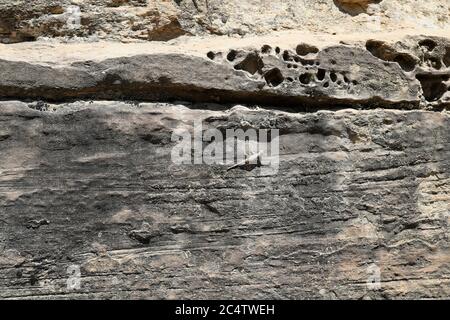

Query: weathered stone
[0,35,450,109]
[0,0,449,301]
[0,101,448,299]
[0,0,449,43]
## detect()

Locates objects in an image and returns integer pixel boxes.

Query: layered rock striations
[0,0,449,299]
[1,35,449,108]
[0,0,449,43]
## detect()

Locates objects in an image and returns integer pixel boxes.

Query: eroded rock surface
[0,101,448,299]
[0,0,449,43]
[0,1,449,300]
[0,35,450,109]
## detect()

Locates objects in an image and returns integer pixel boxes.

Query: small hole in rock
[233,52,264,75]
[275,47,281,54]
[366,40,387,58]
[264,68,284,87]
[324,82,330,88]
[352,80,358,85]
[416,74,447,101]
[330,72,338,82]
[366,40,417,72]
[296,43,319,56]
[299,73,313,85]
[343,75,350,83]
[426,57,442,70]
[283,50,291,61]
[287,77,294,82]
[316,69,326,81]
[418,39,437,52]
[207,51,215,60]
[227,50,238,62]
[261,45,272,54]
[393,54,417,72]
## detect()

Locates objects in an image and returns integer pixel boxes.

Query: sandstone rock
[0,0,449,43]
[0,0,449,301]
[1,34,449,109]
[0,101,448,299]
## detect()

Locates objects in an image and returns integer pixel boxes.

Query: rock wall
[0,0,449,299]
[1,0,449,43]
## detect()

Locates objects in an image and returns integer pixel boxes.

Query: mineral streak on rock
[0,0,449,300]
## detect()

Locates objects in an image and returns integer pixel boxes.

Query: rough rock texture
[0,0,449,43]
[0,101,449,299]
[0,1,449,300]
[0,35,449,109]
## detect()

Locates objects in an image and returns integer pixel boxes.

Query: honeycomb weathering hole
[366,40,417,72]
[426,56,442,70]
[227,50,238,62]
[416,74,448,102]
[317,69,326,81]
[330,72,338,82]
[366,39,386,56]
[283,50,291,61]
[233,53,264,75]
[264,68,284,87]
[299,73,313,85]
[296,43,319,56]
[393,54,416,72]
[418,39,438,52]
[261,45,272,54]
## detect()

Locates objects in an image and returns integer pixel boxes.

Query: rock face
[0,35,449,109]
[0,102,449,299]
[0,1,449,300]
[0,0,449,43]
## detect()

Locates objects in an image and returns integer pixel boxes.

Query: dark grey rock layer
[1,36,449,110]
[0,101,448,299]
[0,37,450,110]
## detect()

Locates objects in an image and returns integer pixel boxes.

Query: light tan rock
[0,0,449,43]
